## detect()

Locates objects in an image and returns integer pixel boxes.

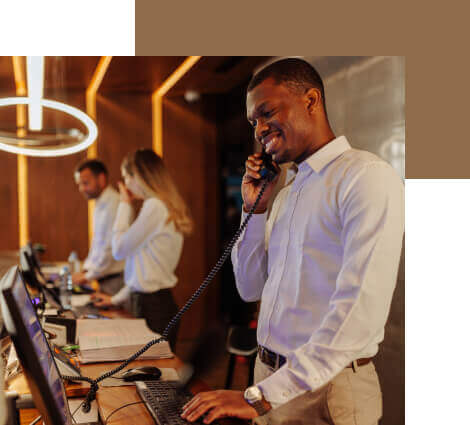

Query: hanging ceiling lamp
[0,56,98,157]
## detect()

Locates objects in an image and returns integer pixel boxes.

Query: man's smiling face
[247,77,313,164]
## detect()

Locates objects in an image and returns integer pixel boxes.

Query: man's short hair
[247,58,327,110]
[75,159,108,177]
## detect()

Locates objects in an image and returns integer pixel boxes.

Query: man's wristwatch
[244,386,271,416]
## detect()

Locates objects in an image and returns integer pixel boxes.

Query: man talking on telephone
[182,58,404,424]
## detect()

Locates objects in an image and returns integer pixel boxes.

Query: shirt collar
[95,185,113,207]
[300,135,351,174]
[285,163,298,182]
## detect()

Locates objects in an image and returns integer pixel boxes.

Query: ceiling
[1,56,370,99]
[0,56,271,97]
[99,56,187,92]
[167,56,271,96]
[44,56,100,90]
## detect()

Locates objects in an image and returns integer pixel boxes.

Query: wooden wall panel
[96,93,153,184]
[27,92,152,262]
[0,152,19,250]
[0,131,19,251]
[28,91,88,261]
[0,93,24,251]
[163,97,219,341]
[27,92,154,262]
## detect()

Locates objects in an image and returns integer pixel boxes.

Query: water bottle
[59,266,72,309]
[68,251,80,273]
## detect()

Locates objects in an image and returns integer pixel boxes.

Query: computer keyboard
[72,304,101,317]
[136,380,215,425]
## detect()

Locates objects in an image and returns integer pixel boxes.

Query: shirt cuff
[83,258,91,271]
[257,365,309,407]
[111,286,131,306]
[84,269,107,281]
[84,270,96,281]
[240,210,267,240]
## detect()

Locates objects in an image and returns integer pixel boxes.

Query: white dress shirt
[83,186,124,280]
[110,197,183,305]
[232,136,404,406]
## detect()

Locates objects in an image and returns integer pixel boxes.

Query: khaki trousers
[253,356,382,425]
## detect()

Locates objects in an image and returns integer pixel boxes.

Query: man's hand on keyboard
[181,390,258,423]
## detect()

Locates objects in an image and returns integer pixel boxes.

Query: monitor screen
[0,266,71,425]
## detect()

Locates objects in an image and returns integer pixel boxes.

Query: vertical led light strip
[12,56,29,247]
[85,56,112,247]
[26,56,45,131]
[86,56,112,158]
[152,56,201,156]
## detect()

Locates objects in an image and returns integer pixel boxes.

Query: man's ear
[305,88,322,114]
[98,173,107,188]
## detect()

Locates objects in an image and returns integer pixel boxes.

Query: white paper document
[77,319,173,363]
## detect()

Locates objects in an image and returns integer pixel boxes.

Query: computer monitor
[26,242,41,270]
[0,266,73,425]
[20,243,47,288]
[20,246,62,310]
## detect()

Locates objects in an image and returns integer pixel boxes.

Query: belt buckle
[260,346,274,369]
[266,349,274,368]
[352,359,358,372]
[268,349,278,369]
[259,346,266,364]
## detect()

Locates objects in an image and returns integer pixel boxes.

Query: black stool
[225,326,257,389]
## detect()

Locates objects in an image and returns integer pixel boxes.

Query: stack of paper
[77,319,173,364]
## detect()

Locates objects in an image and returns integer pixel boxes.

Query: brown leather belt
[97,272,123,283]
[347,357,373,368]
[258,345,373,371]
[258,346,286,369]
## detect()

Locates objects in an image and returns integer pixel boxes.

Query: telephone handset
[258,149,279,182]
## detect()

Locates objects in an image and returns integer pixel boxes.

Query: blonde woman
[92,148,193,350]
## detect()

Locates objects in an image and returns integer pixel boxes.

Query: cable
[28,416,42,425]
[61,179,270,412]
[162,179,269,340]
[70,398,86,423]
[59,374,98,413]
[103,401,144,425]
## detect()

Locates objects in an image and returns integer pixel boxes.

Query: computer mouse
[121,366,162,382]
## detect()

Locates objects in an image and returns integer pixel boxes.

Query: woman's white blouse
[110,197,183,305]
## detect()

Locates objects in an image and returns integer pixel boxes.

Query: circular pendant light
[0,97,98,157]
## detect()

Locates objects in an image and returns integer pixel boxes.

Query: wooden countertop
[5,304,246,424]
